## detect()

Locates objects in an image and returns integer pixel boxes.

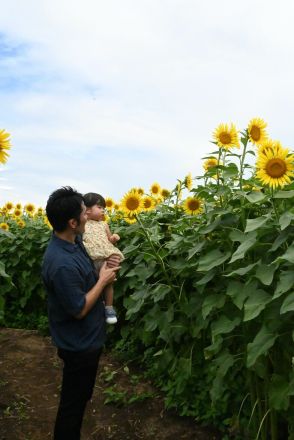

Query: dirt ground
[0,328,221,440]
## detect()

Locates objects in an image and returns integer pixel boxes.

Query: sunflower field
[1,120,294,439]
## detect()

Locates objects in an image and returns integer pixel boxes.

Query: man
[42,187,120,440]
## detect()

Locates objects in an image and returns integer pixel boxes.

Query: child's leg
[104,283,114,307]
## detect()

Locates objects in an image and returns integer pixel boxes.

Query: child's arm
[105,223,120,244]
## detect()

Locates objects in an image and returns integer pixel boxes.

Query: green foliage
[0,217,50,329]
[108,154,294,437]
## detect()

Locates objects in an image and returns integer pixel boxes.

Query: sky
[1,0,294,207]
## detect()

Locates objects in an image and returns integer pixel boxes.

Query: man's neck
[54,229,76,244]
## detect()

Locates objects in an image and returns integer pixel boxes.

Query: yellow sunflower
[15,203,22,210]
[24,203,35,214]
[124,213,137,224]
[43,216,52,229]
[247,117,268,145]
[257,139,282,156]
[142,196,156,212]
[113,203,120,211]
[150,182,161,196]
[256,146,294,188]
[182,197,203,215]
[213,123,240,150]
[161,188,170,199]
[135,187,145,195]
[5,202,13,211]
[184,173,193,190]
[14,208,22,217]
[203,157,219,171]
[105,197,115,210]
[0,129,11,164]
[0,222,9,231]
[120,190,144,215]
[17,219,26,228]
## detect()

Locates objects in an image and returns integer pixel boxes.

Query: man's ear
[68,218,78,230]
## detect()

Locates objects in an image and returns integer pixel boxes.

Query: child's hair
[83,192,106,208]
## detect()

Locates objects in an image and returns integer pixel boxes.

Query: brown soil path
[0,328,220,440]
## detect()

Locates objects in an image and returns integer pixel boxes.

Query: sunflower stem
[216,148,223,207]
[239,132,249,191]
[270,188,281,230]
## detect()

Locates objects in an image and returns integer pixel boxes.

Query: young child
[83,192,124,324]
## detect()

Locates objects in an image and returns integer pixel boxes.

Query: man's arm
[76,262,120,319]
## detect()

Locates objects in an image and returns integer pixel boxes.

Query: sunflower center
[265,158,287,178]
[144,199,151,208]
[219,132,232,145]
[250,126,261,141]
[152,186,159,194]
[126,197,140,211]
[188,200,200,211]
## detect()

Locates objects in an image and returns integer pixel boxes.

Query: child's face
[86,204,105,221]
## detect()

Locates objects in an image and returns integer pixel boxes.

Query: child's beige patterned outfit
[83,220,124,263]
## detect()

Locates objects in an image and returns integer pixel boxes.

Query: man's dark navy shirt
[42,234,106,351]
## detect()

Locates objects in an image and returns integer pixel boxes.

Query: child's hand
[110,233,120,243]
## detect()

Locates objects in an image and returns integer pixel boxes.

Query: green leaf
[244,191,266,203]
[0,261,9,278]
[210,350,235,402]
[275,243,294,264]
[229,229,247,242]
[152,284,172,302]
[204,335,223,360]
[199,218,221,234]
[268,374,289,410]
[222,163,239,178]
[243,289,272,321]
[273,270,294,299]
[255,264,276,286]
[122,243,142,255]
[280,292,294,314]
[245,215,270,233]
[279,212,294,230]
[202,294,226,319]
[273,190,294,198]
[229,231,257,263]
[187,241,205,260]
[226,280,245,309]
[195,268,217,285]
[270,228,292,252]
[247,324,277,368]
[211,315,241,340]
[226,261,259,277]
[198,249,231,272]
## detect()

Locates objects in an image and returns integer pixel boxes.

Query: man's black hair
[83,192,106,208]
[46,186,84,232]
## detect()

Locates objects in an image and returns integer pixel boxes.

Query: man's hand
[99,261,120,285]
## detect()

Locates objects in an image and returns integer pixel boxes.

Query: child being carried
[83,192,124,324]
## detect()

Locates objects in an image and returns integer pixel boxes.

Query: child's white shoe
[105,306,118,324]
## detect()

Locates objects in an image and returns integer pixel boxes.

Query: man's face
[75,203,88,235]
